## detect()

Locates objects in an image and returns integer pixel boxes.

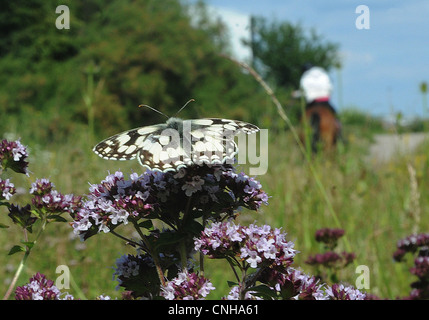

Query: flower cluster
[5,178,80,231]
[305,251,356,269]
[410,256,429,279]
[325,283,367,300]
[71,165,268,240]
[253,268,327,300]
[15,272,74,300]
[227,266,367,300]
[0,178,16,201]
[394,233,429,299]
[194,221,296,269]
[112,253,178,298]
[161,270,215,300]
[315,228,345,249]
[0,139,29,175]
[225,285,262,300]
[305,228,355,281]
[285,269,327,300]
[29,178,81,214]
[393,233,429,262]
[113,254,141,283]
[15,273,113,300]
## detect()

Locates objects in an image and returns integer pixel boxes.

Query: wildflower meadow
[2,129,428,303]
[2,1,429,312]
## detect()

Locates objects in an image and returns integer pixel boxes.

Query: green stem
[178,196,193,270]
[226,257,241,284]
[131,220,166,286]
[110,229,141,248]
[3,219,48,300]
[179,241,187,270]
[199,214,207,275]
[239,262,249,300]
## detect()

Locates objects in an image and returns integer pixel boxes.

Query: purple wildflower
[258,268,328,300]
[30,178,81,214]
[410,256,429,279]
[305,251,356,269]
[195,221,296,270]
[15,272,74,300]
[160,270,215,300]
[0,178,16,201]
[71,165,268,240]
[315,228,345,249]
[325,283,367,300]
[224,285,262,300]
[394,233,429,299]
[393,233,429,261]
[0,139,29,175]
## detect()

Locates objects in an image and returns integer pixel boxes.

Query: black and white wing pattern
[93,117,259,172]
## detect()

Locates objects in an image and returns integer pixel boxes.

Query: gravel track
[367,132,429,164]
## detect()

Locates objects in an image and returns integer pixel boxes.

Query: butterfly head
[165,117,184,132]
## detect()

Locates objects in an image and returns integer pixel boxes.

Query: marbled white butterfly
[93,117,259,172]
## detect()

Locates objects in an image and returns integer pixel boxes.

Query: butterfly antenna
[138,104,169,119]
[175,99,195,116]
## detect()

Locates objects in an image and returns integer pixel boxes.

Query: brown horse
[301,101,342,153]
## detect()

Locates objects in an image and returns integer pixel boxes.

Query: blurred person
[297,64,342,153]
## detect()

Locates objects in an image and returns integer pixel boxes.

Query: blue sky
[190,1,429,118]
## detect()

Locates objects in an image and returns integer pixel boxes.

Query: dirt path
[367,132,429,164]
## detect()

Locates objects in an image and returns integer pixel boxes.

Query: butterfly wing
[137,133,192,172]
[186,118,260,166]
[94,118,259,171]
[92,124,165,161]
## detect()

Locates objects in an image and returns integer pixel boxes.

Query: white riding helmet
[300,66,333,103]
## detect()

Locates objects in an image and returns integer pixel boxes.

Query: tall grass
[2,107,429,299]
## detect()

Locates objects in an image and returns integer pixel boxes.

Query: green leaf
[8,245,25,255]
[47,214,68,223]
[31,208,43,219]
[0,201,10,208]
[21,241,35,249]
[153,231,186,252]
[247,284,278,300]
[182,219,203,235]
[0,222,9,229]
[137,220,153,230]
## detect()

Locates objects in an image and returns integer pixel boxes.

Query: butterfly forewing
[93,118,259,171]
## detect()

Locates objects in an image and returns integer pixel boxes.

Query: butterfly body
[93,117,259,172]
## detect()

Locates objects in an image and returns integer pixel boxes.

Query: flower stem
[179,240,187,270]
[110,230,141,248]
[131,220,166,286]
[3,218,47,300]
[199,214,207,275]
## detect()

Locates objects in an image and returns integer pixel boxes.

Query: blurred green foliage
[247,16,340,89]
[0,0,290,145]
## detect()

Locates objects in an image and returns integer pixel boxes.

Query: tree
[1,0,279,143]
[247,16,340,90]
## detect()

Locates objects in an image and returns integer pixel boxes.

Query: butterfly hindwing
[92,124,166,160]
[93,118,259,171]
